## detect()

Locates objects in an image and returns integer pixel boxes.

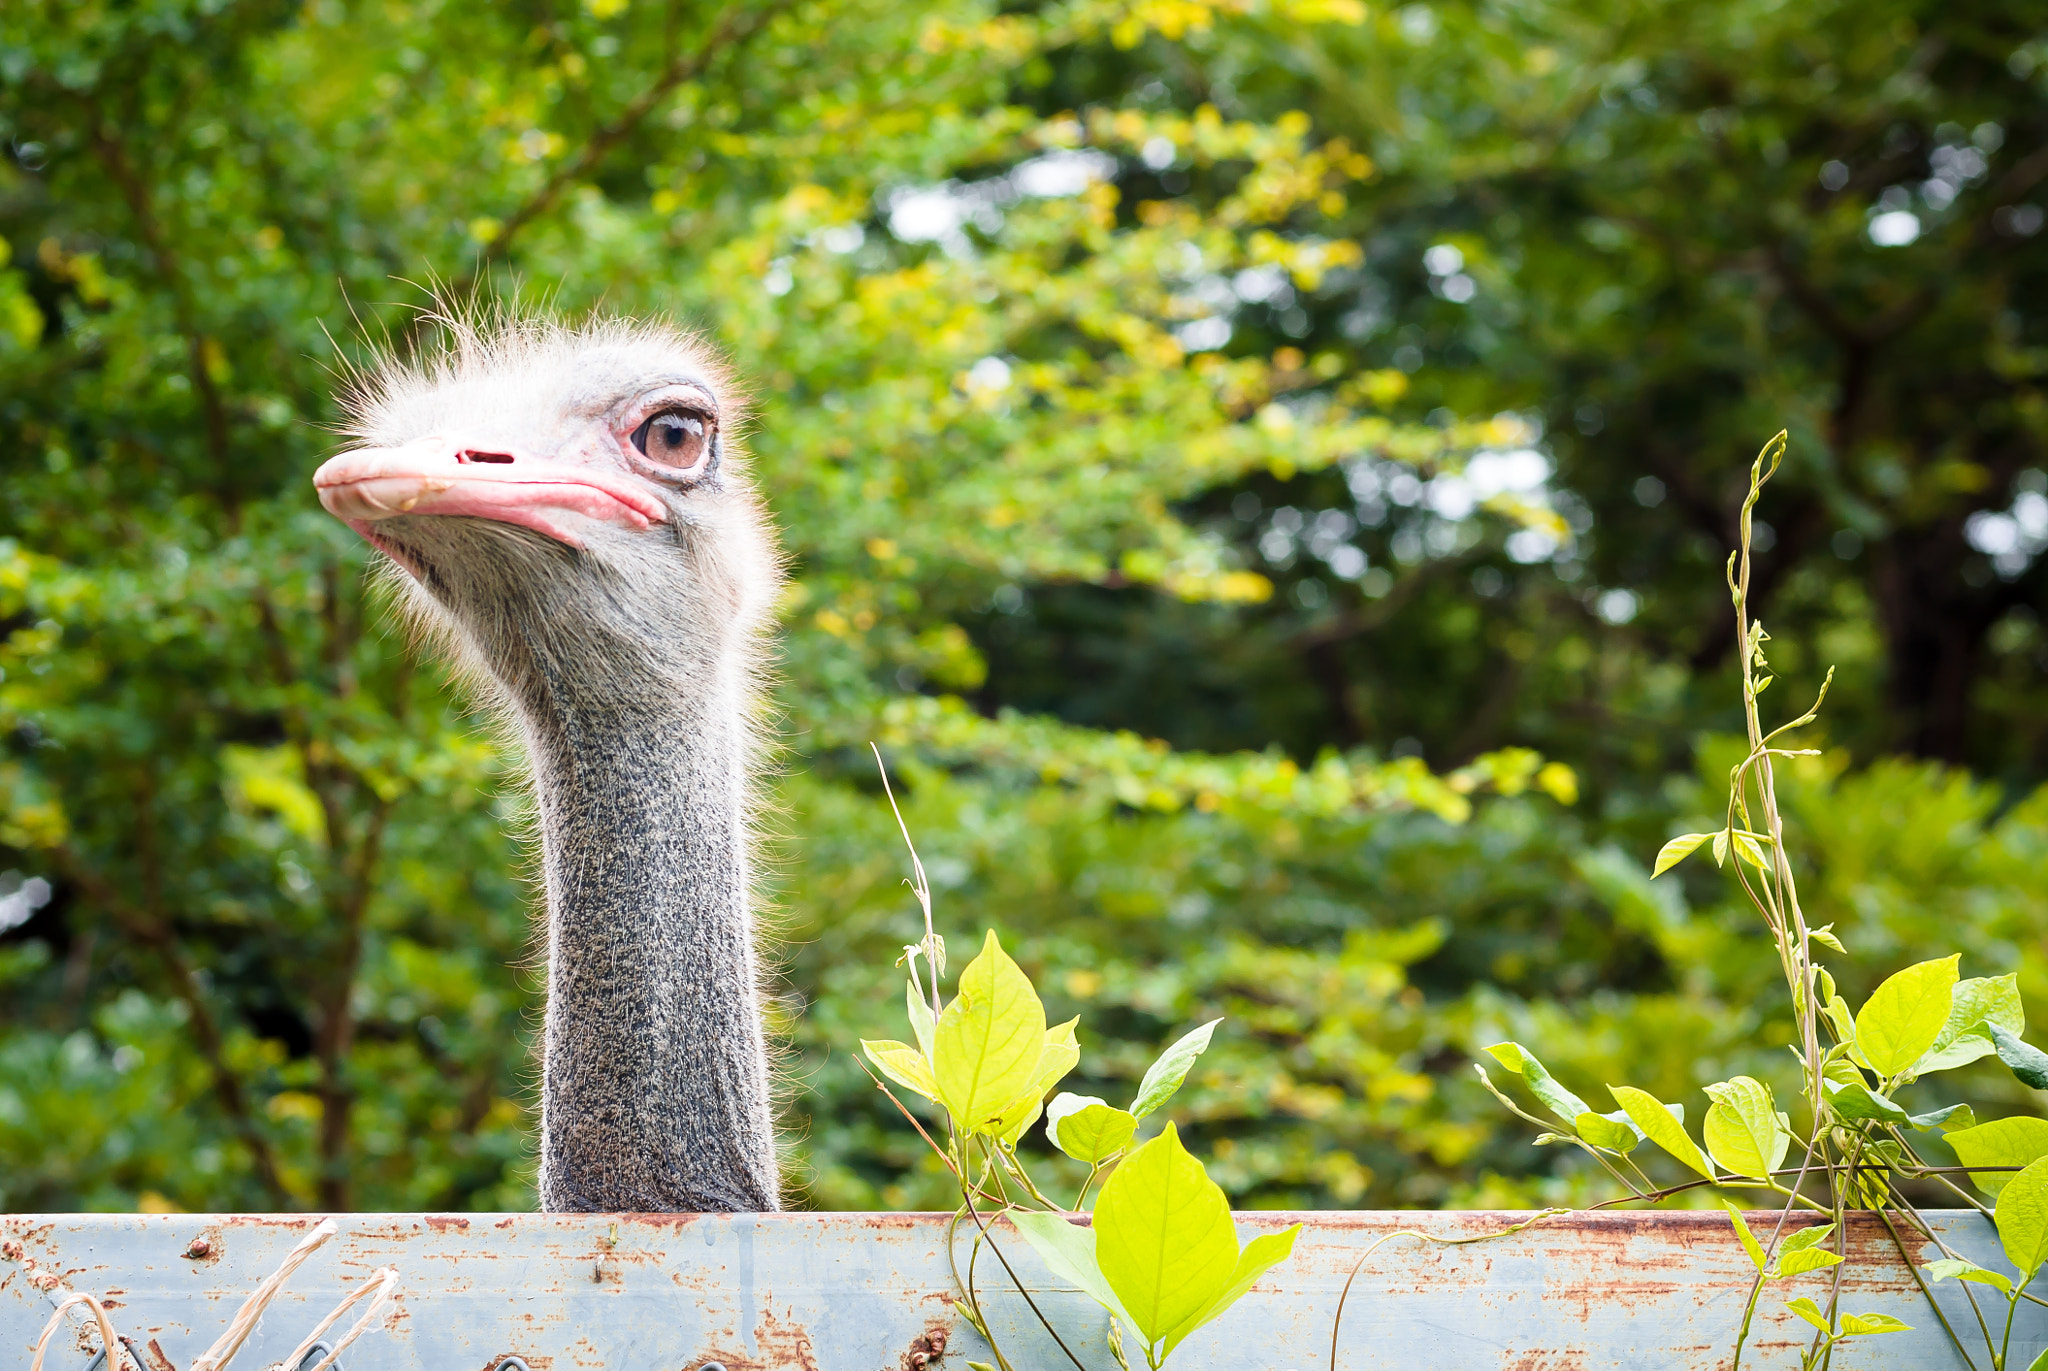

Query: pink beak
[313,435,668,551]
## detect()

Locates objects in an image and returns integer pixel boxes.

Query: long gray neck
[516,637,779,1214]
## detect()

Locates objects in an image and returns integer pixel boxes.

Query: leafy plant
[1477,434,2048,1369]
[860,764,1298,1371]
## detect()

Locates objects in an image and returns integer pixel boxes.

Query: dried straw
[26,1217,399,1371]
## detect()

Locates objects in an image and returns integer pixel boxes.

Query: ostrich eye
[630,408,712,469]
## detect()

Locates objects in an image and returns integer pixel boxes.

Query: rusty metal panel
[4,1211,2039,1369]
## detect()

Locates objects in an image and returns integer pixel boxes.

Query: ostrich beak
[313,435,667,551]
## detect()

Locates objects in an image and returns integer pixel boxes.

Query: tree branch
[455,1,793,294]
[80,105,234,474]
[313,794,392,1210]
[48,844,293,1209]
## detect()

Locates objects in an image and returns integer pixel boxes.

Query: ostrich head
[314,314,785,1214]
[316,316,781,706]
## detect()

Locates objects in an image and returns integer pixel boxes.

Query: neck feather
[515,628,779,1214]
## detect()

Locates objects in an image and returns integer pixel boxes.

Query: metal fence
[5,1210,2039,1369]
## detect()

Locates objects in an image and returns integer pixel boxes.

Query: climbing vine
[859,751,1296,1371]
[1480,437,2048,1370]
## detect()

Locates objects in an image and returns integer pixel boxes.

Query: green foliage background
[2,0,2047,1214]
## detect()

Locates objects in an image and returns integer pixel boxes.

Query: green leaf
[1702,1076,1787,1180]
[1922,1258,2013,1295]
[1711,829,1730,867]
[1785,1297,1833,1334]
[1809,924,1846,954]
[1996,1156,2048,1277]
[1730,831,1769,869]
[987,1017,1081,1142]
[1730,1215,1838,1279]
[1486,1042,1593,1125]
[1008,1210,1134,1326]
[1854,955,1960,1077]
[1047,1093,1139,1164]
[861,1038,939,1100]
[1610,1084,1715,1180]
[1990,1024,2048,1092]
[1947,1117,2048,1197]
[1162,1225,1302,1356]
[907,979,936,1060]
[2027,1347,2048,1371]
[1777,1248,1842,1277]
[1651,831,1713,877]
[1824,1077,1909,1124]
[1574,1109,1641,1153]
[1094,1122,1240,1351]
[1821,994,1858,1049]
[1130,1019,1222,1121]
[1910,1102,1976,1132]
[1913,974,2023,1075]
[1838,1312,1912,1336]
[932,930,1047,1131]
[1781,1224,1836,1254]
[1822,1079,1962,1131]
[1723,1201,1765,1272]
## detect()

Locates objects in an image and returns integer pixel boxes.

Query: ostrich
[313,315,782,1214]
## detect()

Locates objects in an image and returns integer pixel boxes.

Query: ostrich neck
[516,638,778,1214]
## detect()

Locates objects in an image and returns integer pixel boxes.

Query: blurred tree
[1011,0,2048,783]
[2,0,2045,1218]
[0,0,1548,1210]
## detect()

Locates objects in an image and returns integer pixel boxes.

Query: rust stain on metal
[898,1323,948,1369]
[1500,1351,1590,1370]
[426,1215,472,1233]
[140,1337,179,1371]
[696,1308,824,1371]
[616,1213,708,1234]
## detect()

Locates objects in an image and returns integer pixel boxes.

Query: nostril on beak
[461,449,516,464]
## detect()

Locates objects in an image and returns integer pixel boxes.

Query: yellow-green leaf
[1609,1084,1714,1180]
[1485,1041,1591,1125]
[1702,1076,1787,1180]
[907,979,936,1060]
[1095,1122,1240,1351]
[1924,1258,2011,1295]
[933,930,1046,1130]
[861,1039,939,1101]
[1780,1223,1835,1256]
[1946,1116,2048,1198]
[1651,832,1713,878]
[1777,1248,1842,1277]
[986,1017,1081,1142]
[1730,832,1769,869]
[1914,974,2024,1076]
[1162,1224,1301,1356]
[1575,1110,1640,1153]
[1130,1019,1221,1120]
[1723,1201,1765,1272]
[1855,955,1959,1078]
[1008,1210,1132,1326]
[1996,1156,2048,1277]
[1047,1093,1139,1164]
